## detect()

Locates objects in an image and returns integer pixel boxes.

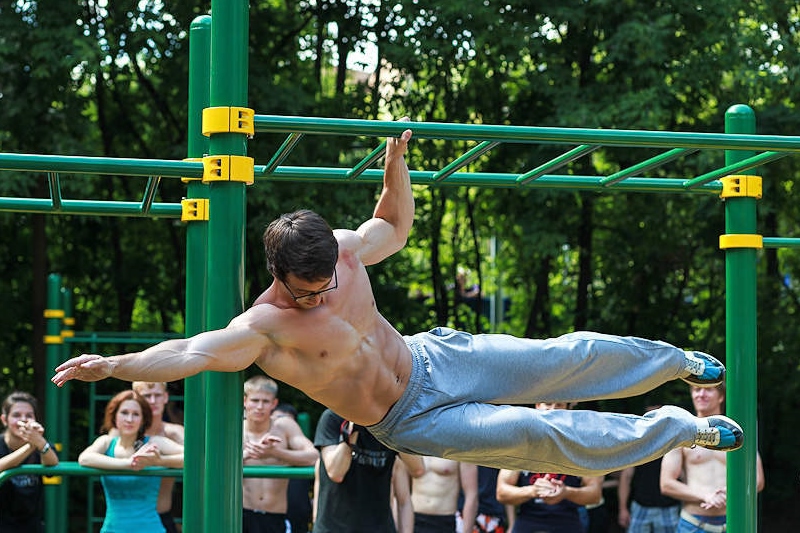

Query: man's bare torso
[681,446,727,516]
[242,417,293,513]
[411,457,461,515]
[246,244,412,426]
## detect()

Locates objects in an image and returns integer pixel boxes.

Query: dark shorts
[414,512,456,533]
[243,509,289,533]
[159,511,179,533]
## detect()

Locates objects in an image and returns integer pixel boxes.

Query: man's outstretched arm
[52,308,270,386]
[355,120,414,266]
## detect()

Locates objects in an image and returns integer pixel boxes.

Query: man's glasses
[281,269,338,302]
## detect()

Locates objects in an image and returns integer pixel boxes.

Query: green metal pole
[43,274,63,533]
[205,1,249,532]
[57,287,73,533]
[724,104,759,533]
[183,14,212,533]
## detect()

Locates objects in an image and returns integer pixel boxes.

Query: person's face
[691,386,724,416]
[1,401,36,437]
[280,270,337,309]
[535,402,569,411]
[134,384,168,418]
[115,399,144,436]
[244,391,278,421]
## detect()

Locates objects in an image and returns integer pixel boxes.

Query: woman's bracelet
[40,442,52,455]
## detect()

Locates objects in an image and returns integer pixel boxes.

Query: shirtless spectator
[242,376,318,533]
[131,381,184,533]
[660,383,764,533]
[411,456,478,532]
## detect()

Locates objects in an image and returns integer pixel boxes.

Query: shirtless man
[52,119,743,476]
[411,456,478,533]
[660,384,764,532]
[242,376,317,533]
[132,381,184,533]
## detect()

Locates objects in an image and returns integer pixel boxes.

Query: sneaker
[682,351,725,387]
[694,415,743,451]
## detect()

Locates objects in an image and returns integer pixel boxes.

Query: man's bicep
[351,217,403,266]
[660,449,684,481]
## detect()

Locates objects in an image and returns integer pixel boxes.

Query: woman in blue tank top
[79,390,183,533]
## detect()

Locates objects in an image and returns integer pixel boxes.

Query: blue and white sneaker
[682,351,725,387]
[694,415,743,451]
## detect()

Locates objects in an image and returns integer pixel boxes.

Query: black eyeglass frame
[281,269,338,301]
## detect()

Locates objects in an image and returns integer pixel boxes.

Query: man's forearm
[110,339,206,382]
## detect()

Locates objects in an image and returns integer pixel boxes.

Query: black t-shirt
[313,409,397,533]
[515,472,582,533]
[631,458,679,508]
[0,436,44,533]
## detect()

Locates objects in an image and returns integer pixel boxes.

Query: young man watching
[660,384,764,533]
[131,381,184,533]
[242,376,318,533]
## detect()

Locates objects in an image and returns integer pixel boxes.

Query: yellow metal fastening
[181,198,210,222]
[720,175,763,199]
[202,106,255,136]
[202,155,254,184]
[719,234,763,250]
[43,309,65,319]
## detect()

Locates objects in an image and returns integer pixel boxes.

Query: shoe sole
[681,368,725,387]
[705,415,744,451]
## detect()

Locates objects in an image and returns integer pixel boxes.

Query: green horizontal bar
[140,176,161,215]
[685,151,790,188]
[68,332,183,344]
[0,198,182,217]
[348,141,387,180]
[254,115,800,152]
[0,153,204,178]
[518,145,599,184]
[434,141,499,182]
[47,172,62,210]
[256,166,723,193]
[263,133,304,173]
[762,237,800,249]
[0,462,314,487]
[601,148,698,186]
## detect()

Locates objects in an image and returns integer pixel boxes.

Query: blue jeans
[368,328,698,477]
[629,501,680,532]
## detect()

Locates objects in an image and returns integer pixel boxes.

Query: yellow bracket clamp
[43,309,65,319]
[43,335,62,344]
[43,476,62,485]
[719,234,763,249]
[720,175,762,199]
[202,106,255,137]
[181,198,210,221]
[202,155,255,185]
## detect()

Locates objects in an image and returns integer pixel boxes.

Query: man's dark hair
[263,210,338,281]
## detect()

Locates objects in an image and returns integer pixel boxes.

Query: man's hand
[243,435,283,461]
[385,117,412,163]
[51,354,112,387]
[700,487,727,509]
[131,442,161,470]
[533,474,566,504]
